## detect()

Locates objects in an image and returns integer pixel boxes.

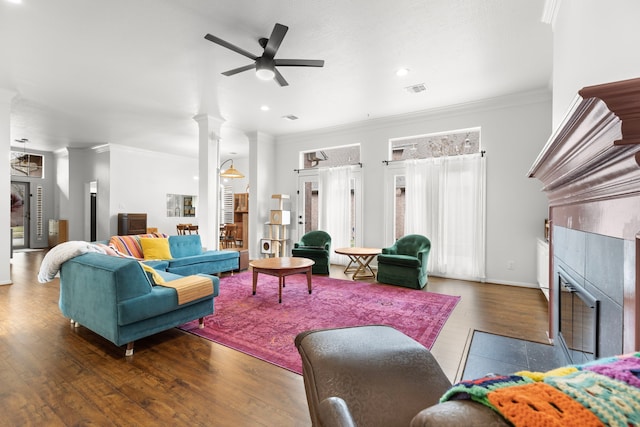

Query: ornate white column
[0,89,16,285]
[193,114,224,250]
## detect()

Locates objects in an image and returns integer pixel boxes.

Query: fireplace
[529,77,640,355]
[557,268,599,364]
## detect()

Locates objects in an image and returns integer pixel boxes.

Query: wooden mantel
[528,77,640,241]
[529,77,640,353]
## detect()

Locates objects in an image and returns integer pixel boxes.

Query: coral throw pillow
[140,237,172,260]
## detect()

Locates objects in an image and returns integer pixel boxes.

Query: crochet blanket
[441,353,640,427]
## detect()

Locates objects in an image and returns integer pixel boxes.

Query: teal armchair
[376,234,431,289]
[292,230,332,274]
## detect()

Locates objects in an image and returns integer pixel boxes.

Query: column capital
[193,113,224,127]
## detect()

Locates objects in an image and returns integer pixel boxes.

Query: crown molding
[277,89,551,143]
[528,77,640,207]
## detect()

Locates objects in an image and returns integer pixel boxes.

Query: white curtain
[405,153,486,280]
[318,166,352,265]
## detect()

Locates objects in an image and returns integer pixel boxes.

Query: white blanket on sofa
[37,241,105,283]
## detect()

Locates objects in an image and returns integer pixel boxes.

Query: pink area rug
[179,271,460,374]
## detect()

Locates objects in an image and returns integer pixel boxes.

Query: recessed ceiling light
[260,105,270,111]
[6,0,23,4]
[396,68,410,77]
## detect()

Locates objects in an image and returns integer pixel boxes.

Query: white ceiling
[0,0,552,159]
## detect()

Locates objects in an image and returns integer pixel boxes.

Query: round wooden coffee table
[249,257,315,303]
[334,247,382,280]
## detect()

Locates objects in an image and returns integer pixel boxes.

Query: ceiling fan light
[256,67,275,81]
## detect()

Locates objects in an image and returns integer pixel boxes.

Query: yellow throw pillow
[139,262,166,284]
[140,237,172,260]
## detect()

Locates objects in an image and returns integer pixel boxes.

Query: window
[389,128,480,161]
[300,144,360,169]
[166,194,197,217]
[10,151,44,178]
[385,128,486,280]
[297,144,362,262]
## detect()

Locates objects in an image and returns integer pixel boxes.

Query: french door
[297,168,362,255]
[296,173,319,237]
[11,181,29,249]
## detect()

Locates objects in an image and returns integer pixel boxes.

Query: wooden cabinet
[233,193,248,249]
[183,196,195,217]
[48,219,68,247]
[118,213,147,235]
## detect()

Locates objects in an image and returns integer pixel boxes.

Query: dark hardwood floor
[2,251,549,426]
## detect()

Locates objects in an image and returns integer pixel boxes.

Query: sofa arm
[410,401,509,427]
[317,397,357,427]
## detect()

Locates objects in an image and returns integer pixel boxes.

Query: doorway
[11,181,29,249]
[296,169,362,248]
[297,174,319,237]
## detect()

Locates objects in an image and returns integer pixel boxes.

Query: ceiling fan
[204,23,324,87]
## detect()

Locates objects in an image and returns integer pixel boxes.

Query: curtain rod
[294,162,363,173]
[382,150,486,165]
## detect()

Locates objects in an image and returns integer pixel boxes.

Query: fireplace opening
[557,268,599,364]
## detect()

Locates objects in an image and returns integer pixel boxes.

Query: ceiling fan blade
[204,33,257,61]
[263,23,288,59]
[275,59,325,67]
[273,68,289,87]
[222,64,255,76]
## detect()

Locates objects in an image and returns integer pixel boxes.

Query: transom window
[10,151,44,178]
[389,128,480,161]
[300,144,360,169]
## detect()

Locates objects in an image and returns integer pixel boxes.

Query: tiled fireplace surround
[529,77,640,357]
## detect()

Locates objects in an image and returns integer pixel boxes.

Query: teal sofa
[376,234,431,289]
[109,234,239,275]
[292,230,332,274]
[59,252,219,356]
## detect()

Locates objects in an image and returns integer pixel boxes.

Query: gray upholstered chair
[292,230,331,274]
[376,234,431,289]
[295,325,508,427]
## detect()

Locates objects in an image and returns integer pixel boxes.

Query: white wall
[107,145,199,237]
[276,90,551,286]
[552,0,640,127]
[249,132,276,260]
[0,89,14,285]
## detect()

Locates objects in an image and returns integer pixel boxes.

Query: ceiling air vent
[282,114,299,121]
[404,83,427,94]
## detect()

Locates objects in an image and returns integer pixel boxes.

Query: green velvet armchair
[292,230,332,274]
[376,234,431,289]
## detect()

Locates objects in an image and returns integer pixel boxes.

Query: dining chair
[221,224,238,248]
